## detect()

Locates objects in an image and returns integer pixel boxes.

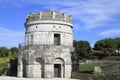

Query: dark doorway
[22,59,26,77]
[54,34,60,45]
[54,64,61,77]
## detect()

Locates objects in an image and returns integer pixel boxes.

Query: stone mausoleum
[17,10,74,78]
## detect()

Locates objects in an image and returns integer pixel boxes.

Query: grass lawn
[79,63,110,72]
[107,70,120,76]
[0,58,10,71]
[0,63,5,71]
[0,58,10,63]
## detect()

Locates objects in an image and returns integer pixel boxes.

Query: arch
[34,57,44,78]
[54,58,65,78]
[22,58,26,77]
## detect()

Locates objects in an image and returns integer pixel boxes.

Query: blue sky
[0,0,120,48]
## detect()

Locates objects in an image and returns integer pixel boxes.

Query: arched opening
[22,58,26,77]
[54,58,64,78]
[34,57,44,78]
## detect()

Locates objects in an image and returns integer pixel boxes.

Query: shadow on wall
[7,58,18,76]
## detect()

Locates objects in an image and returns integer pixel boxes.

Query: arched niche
[34,57,44,78]
[22,58,26,77]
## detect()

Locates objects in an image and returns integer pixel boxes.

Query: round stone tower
[17,10,73,78]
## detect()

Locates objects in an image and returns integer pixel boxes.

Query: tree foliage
[114,38,120,54]
[75,40,92,59]
[8,51,13,59]
[73,40,79,48]
[10,47,18,54]
[94,38,120,54]
[0,47,18,58]
[0,47,9,57]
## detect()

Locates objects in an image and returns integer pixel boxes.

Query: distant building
[92,49,105,55]
[17,10,74,78]
[115,50,120,53]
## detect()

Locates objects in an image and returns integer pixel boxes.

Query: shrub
[90,55,99,60]
[91,72,108,80]
[104,56,120,61]
[0,58,10,63]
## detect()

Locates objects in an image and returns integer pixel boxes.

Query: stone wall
[94,63,120,73]
[18,45,72,78]
[25,11,73,47]
[80,60,120,64]
[18,10,73,78]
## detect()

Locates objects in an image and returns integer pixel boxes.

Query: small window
[36,26,38,28]
[30,35,33,45]
[54,34,60,45]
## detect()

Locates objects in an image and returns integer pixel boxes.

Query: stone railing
[19,41,73,50]
[26,11,72,23]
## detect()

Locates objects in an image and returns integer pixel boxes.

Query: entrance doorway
[54,58,64,78]
[54,64,61,77]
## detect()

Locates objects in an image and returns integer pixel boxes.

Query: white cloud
[0,27,24,48]
[0,0,120,30]
[99,29,120,37]
[57,0,120,30]
[28,0,120,30]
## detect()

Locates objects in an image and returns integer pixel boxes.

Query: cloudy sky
[0,0,120,48]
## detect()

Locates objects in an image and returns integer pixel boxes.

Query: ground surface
[0,76,79,80]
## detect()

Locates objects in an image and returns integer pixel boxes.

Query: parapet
[26,10,72,23]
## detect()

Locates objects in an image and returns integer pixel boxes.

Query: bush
[104,56,120,61]
[90,56,99,60]
[0,63,5,70]
[91,72,108,80]
[0,58,10,63]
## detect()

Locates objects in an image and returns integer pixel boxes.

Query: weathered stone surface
[26,10,72,23]
[94,67,102,73]
[18,10,74,78]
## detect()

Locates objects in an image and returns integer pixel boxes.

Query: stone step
[0,76,80,80]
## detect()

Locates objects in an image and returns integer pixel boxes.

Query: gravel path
[0,76,79,80]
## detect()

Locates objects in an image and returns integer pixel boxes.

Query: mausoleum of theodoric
[17,10,74,78]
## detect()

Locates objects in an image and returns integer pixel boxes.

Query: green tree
[114,38,120,54]
[10,47,18,54]
[12,52,18,58]
[0,47,9,57]
[94,38,116,55]
[73,40,79,48]
[8,51,13,59]
[10,47,18,58]
[76,41,92,59]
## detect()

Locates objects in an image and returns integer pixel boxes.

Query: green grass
[107,70,120,76]
[0,58,10,63]
[0,63,5,71]
[0,58,10,71]
[79,63,110,72]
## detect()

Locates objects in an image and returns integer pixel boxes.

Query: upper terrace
[25,10,72,23]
